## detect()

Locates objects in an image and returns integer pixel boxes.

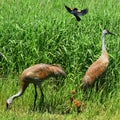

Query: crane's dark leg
[82,82,89,92]
[37,85,44,110]
[39,86,44,104]
[77,106,81,113]
[33,84,37,110]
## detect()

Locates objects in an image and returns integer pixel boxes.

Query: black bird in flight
[64,5,88,21]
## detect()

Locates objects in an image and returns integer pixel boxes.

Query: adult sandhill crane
[6,63,66,109]
[82,29,114,90]
[64,5,88,21]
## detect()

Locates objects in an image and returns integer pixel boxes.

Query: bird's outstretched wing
[64,5,73,13]
[65,5,88,21]
[77,8,88,16]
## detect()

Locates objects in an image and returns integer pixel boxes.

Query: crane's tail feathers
[51,65,66,77]
[82,83,89,91]
[80,81,89,91]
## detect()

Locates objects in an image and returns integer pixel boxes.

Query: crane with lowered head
[6,63,66,109]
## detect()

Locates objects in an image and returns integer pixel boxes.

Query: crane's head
[102,29,115,36]
[6,98,12,109]
[71,90,76,94]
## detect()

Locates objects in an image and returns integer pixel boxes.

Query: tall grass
[0,0,120,119]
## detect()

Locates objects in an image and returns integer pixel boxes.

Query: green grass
[0,0,120,119]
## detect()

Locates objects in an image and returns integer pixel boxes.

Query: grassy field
[0,0,120,119]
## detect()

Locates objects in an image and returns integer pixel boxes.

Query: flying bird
[82,29,114,90]
[64,5,88,21]
[6,63,66,110]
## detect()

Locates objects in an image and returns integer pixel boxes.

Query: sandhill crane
[82,29,114,90]
[70,90,81,113]
[64,5,88,21]
[71,96,81,113]
[6,63,66,109]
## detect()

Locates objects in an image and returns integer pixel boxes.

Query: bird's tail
[51,64,66,77]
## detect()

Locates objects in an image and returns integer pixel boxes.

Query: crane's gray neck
[102,33,106,52]
[7,90,23,104]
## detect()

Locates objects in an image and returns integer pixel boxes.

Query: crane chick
[6,63,66,109]
[64,5,88,21]
[70,90,81,113]
[82,29,114,90]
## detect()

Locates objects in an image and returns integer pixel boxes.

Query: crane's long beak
[6,102,10,110]
[109,31,115,35]
[6,102,9,110]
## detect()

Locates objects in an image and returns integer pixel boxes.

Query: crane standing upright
[82,29,114,90]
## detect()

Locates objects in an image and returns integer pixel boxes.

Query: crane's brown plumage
[71,96,81,107]
[70,91,81,113]
[82,29,114,90]
[70,90,81,113]
[6,63,66,109]
[83,50,109,86]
